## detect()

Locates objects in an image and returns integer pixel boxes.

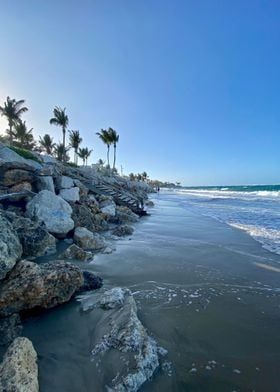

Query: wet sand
[23,193,280,391]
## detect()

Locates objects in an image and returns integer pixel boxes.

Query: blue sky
[0,0,280,185]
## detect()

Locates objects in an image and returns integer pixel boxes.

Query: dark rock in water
[0,337,39,392]
[112,224,134,237]
[0,213,22,281]
[0,314,22,349]
[60,244,93,262]
[74,226,105,250]
[0,314,22,348]
[0,260,83,316]
[78,271,103,292]
[83,288,163,391]
[110,206,139,224]
[3,212,56,258]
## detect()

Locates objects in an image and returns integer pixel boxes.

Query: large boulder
[99,197,116,217]
[59,187,80,202]
[71,203,108,232]
[0,214,22,280]
[26,190,74,236]
[56,175,74,189]
[78,271,103,292]
[112,206,139,224]
[0,168,35,187]
[0,337,39,392]
[0,260,84,316]
[60,244,93,262]
[3,212,56,258]
[36,175,55,192]
[74,227,105,250]
[85,288,162,391]
[9,181,33,193]
[112,224,134,237]
[0,143,42,170]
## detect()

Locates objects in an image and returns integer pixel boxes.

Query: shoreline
[22,194,280,391]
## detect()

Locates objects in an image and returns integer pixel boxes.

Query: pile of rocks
[0,143,153,390]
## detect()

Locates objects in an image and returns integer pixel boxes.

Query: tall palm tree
[108,128,119,170]
[69,130,82,165]
[11,120,35,150]
[39,134,56,155]
[78,147,92,166]
[0,97,28,143]
[54,143,70,162]
[96,129,111,167]
[49,107,69,161]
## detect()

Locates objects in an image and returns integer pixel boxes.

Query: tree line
[0,96,119,168]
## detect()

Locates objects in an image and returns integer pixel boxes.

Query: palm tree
[96,129,112,167]
[0,97,28,143]
[142,171,148,181]
[39,134,56,155]
[108,128,119,170]
[69,130,82,165]
[54,143,70,162]
[11,120,35,150]
[78,147,92,166]
[98,158,105,166]
[49,107,69,161]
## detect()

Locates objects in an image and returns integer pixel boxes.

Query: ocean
[174,184,280,258]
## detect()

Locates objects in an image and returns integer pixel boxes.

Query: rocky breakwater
[0,143,153,390]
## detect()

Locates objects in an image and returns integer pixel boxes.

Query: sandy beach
[22,191,280,391]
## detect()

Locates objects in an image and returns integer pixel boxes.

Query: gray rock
[0,260,84,316]
[88,288,161,392]
[0,214,22,280]
[73,179,88,196]
[112,225,134,237]
[0,143,42,170]
[3,212,56,258]
[9,181,33,193]
[0,314,22,348]
[0,337,39,392]
[0,168,35,187]
[60,244,93,262]
[59,187,80,202]
[114,206,139,224]
[56,175,74,189]
[40,154,58,164]
[36,175,55,192]
[100,200,116,217]
[74,227,105,250]
[78,271,103,292]
[71,203,108,232]
[26,190,74,236]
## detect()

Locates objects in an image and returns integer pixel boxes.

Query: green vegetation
[78,147,92,166]
[9,146,41,163]
[11,120,35,150]
[39,134,56,155]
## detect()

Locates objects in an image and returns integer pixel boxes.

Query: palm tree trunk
[8,121,13,145]
[62,127,66,162]
[107,145,110,167]
[113,144,116,170]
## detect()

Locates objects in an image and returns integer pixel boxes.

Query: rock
[0,214,22,280]
[56,175,74,189]
[146,200,155,207]
[74,227,105,250]
[73,179,88,196]
[112,224,134,237]
[26,190,74,236]
[0,314,22,348]
[59,187,80,202]
[71,203,108,232]
[113,206,139,224]
[40,154,58,164]
[87,194,98,204]
[88,288,161,391]
[0,337,39,392]
[0,169,35,187]
[3,212,56,258]
[60,244,93,262]
[0,143,41,170]
[0,260,84,316]
[9,181,32,193]
[99,196,116,217]
[78,271,103,292]
[36,175,55,192]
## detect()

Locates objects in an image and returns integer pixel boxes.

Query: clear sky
[0,0,279,186]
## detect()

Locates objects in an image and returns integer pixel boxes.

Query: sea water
[174,184,280,257]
